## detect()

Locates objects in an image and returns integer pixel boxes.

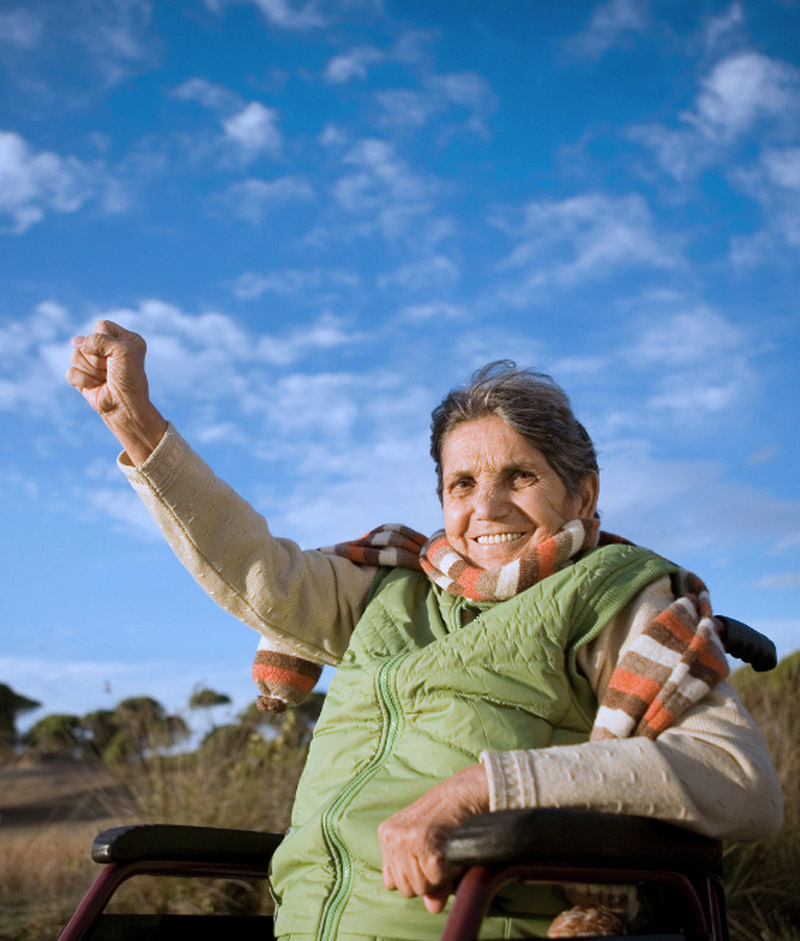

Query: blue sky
[2,0,799,730]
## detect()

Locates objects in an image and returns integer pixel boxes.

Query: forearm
[481,683,783,842]
[104,399,168,466]
[119,423,377,662]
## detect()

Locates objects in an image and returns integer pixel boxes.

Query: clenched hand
[67,320,167,465]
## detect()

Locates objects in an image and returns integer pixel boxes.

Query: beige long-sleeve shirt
[120,424,783,843]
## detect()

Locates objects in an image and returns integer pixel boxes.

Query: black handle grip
[716,615,777,672]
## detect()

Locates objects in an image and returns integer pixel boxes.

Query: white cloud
[76,302,367,395]
[0,465,39,502]
[0,302,75,413]
[598,438,800,562]
[632,52,800,180]
[171,77,242,112]
[322,29,433,85]
[317,137,454,247]
[0,1,155,104]
[378,255,460,293]
[398,302,465,323]
[61,0,156,88]
[222,102,282,157]
[730,147,800,255]
[86,486,161,539]
[565,0,650,58]
[0,131,98,233]
[757,573,800,590]
[617,305,758,423]
[375,71,496,136]
[0,298,371,429]
[319,123,348,147]
[701,2,746,54]
[0,9,43,48]
[205,0,327,30]
[253,312,368,365]
[628,306,744,367]
[332,139,441,242]
[232,267,359,300]
[251,0,328,29]
[324,45,384,83]
[761,148,800,191]
[689,53,799,142]
[220,175,313,223]
[495,192,676,304]
[335,139,429,209]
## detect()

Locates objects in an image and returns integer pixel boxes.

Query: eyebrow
[443,457,543,479]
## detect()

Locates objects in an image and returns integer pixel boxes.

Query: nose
[472,482,509,519]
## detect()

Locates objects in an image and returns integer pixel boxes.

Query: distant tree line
[0,681,326,765]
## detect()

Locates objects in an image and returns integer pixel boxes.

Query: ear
[575,472,599,520]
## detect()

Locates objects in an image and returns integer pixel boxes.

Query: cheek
[442,500,466,537]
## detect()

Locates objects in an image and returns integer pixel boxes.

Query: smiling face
[440,415,599,570]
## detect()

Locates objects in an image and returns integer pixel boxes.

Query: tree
[81,709,119,757]
[99,696,189,765]
[199,723,253,757]
[23,714,82,759]
[0,682,41,756]
[189,687,232,709]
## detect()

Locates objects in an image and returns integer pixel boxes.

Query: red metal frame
[58,858,271,941]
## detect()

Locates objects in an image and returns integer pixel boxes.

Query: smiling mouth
[474,532,525,545]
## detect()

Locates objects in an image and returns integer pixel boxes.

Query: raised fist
[67,320,166,465]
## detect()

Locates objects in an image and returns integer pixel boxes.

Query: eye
[511,469,537,487]
[447,476,474,495]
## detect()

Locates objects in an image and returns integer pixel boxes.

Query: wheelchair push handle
[716,615,777,672]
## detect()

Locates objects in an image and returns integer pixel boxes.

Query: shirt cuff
[117,421,188,493]
[480,750,539,811]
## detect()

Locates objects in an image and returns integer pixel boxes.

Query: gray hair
[430,361,598,501]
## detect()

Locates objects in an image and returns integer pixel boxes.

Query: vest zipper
[317,651,405,941]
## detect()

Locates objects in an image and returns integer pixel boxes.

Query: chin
[470,549,524,570]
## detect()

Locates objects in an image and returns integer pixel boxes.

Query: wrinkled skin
[378,764,490,913]
[66,319,167,465]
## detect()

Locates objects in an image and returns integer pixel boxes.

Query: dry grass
[1,658,797,940]
[0,824,107,941]
[726,652,800,941]
[0,737,305,940]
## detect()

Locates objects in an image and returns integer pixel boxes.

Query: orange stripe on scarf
[252,664,318,693]
[608,668,661,702]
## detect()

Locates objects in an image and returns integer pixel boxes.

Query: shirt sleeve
[480,576,784,842]
[118,423,378,665]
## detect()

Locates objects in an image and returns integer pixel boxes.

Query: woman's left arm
[377,578,784,907]
[481,577,784,842]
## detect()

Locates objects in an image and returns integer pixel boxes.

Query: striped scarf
[252,520,729,736]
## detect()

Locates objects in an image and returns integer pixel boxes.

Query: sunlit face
[441,416,599,570]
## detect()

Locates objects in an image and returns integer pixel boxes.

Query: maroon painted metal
[58,857,271,941]
[441,863,717,941]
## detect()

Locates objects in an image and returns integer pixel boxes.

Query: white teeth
[475,532,523,545]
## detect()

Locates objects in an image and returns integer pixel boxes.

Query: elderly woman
[68,321,782,940]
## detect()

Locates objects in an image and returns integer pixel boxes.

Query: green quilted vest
[272,544,677,941]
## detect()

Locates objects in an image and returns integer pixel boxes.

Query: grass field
[0,657,797,940]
